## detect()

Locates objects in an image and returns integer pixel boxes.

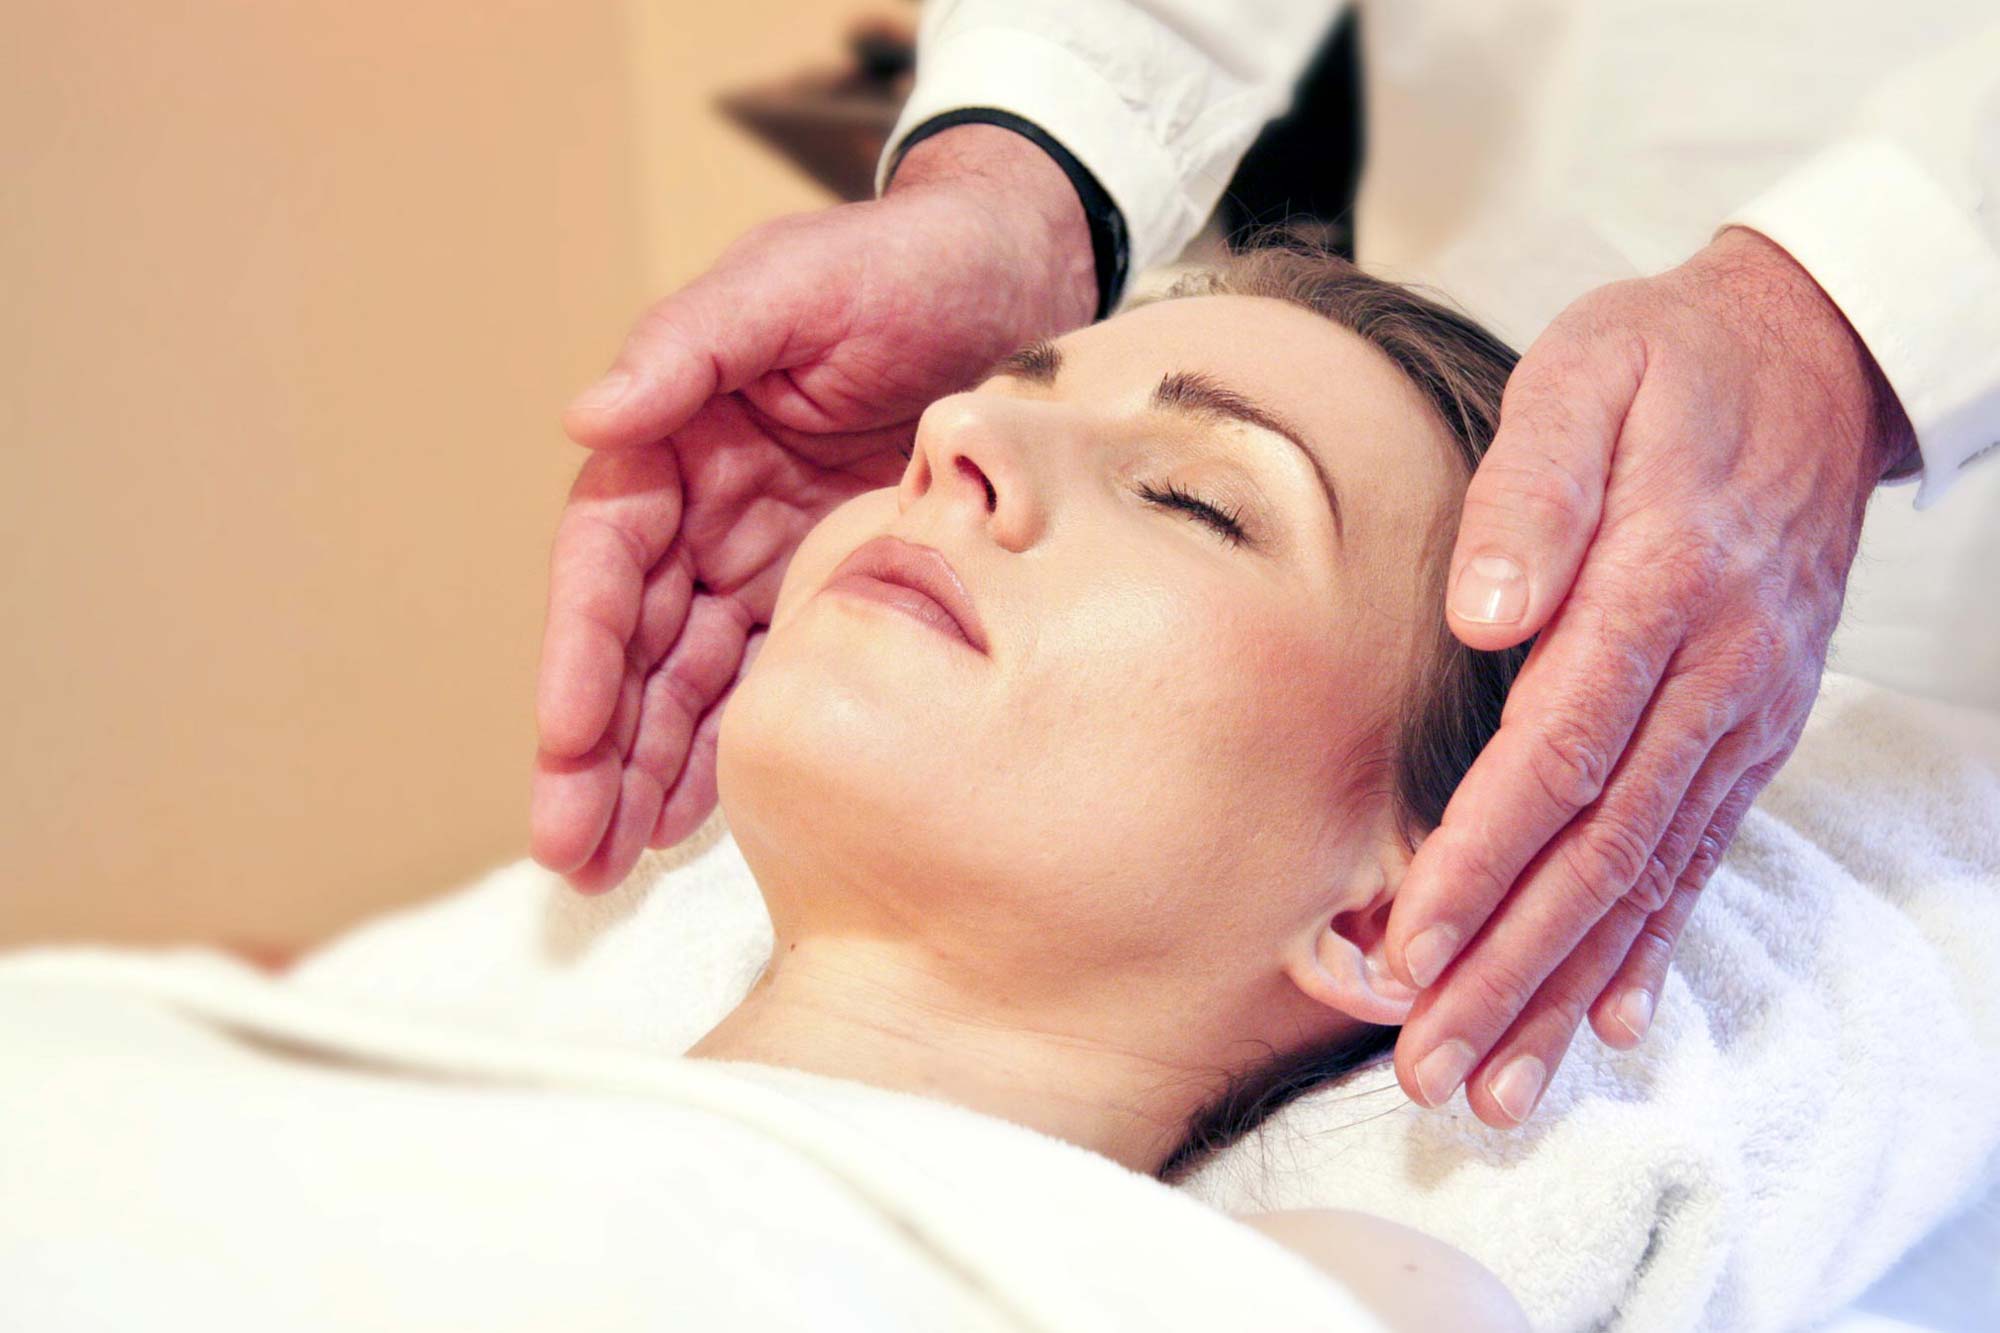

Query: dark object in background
[718,9,1365,263]
[1217,13,1365,262]
[717,16,916,203]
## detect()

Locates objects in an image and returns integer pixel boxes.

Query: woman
[0,243,1532,1333]
[689,242,1530,1325]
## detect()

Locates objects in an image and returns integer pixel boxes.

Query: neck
[684,933,1241,1177]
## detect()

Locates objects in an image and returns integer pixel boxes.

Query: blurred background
[2,0,1374,957]
[0,1,916,954]
[10,0,1976,959]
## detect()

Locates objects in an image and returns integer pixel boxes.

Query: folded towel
[1172,674,2000,1332]
[285,672,2000,1332]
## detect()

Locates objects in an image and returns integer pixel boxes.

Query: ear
[1283,863,1424,1027]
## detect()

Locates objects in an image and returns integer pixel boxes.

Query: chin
[716,625,973,875]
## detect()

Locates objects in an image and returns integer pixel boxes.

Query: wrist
[886,123,1099,333]
[1702,227,1920,485]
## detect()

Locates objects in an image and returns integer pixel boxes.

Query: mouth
[822,535,990,655]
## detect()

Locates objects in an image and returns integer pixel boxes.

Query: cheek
[987,560,1381,941]
[1016,561,1353,807]
[767,491,898,628]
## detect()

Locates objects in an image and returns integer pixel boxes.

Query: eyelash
[1137,480,1250,547]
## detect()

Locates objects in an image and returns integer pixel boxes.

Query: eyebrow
[981,343,1344,542]
[987,337,1063,386]
[1152,370,1344,541]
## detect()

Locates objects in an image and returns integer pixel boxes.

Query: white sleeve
[1721,22,2000,510]
[875,0,1349,278]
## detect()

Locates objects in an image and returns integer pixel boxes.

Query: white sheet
[0,949,1388,1333]
[282,672,2000,1332]
[4,673,1993,1330]
[1818,1156,2000,1332]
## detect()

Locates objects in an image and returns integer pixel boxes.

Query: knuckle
[653,659,713,724]
[1682,831,1730,886]
[1628,913,1682,977]
[1686,685,1741,750]
[630,301,703,360]
[1464,955,1541,1022]
[1437,827,1516,911]
[588,512,654,578]
[1466,451,1596,537]
[1627,852,1678,915]
[1526,724,1613,814]
[1556,813,1656,914]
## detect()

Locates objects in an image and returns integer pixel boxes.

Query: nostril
[955,454,997,510]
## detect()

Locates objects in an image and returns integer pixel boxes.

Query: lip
[822,535,990,655]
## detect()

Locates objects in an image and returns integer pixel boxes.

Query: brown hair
[1148,237,1530,1184]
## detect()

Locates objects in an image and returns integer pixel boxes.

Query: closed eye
[1137,480,1250,548]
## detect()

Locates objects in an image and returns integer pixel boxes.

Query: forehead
[1043,292,1464,529]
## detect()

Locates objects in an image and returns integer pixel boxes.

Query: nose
[898,391,1054,550]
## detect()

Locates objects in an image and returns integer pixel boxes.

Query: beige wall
[1,1,850,951]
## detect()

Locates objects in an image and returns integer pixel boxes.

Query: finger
[562,593,755,892]
[1444,740,1734,1124]
[1455,894,1655,1126]
[652,626,765,849]
[630,591,752,806]
[1446,326,1644,652]
[1582,735,1757,1049]
[562,232,847,450]
[1588,757,1774,1048]
[1391,661,1730,1108]
[535,449,686,760]
[529,665,643,875]
[1385,590,1683,993]
[529,545,696,878]
[565,759,665,896]
[652,694,729,851]
[528,738,622,878]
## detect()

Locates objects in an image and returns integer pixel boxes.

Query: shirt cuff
[874,26,1204,280]
[1722,136,2000,509]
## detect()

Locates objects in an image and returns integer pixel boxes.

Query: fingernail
[1451,554,1528,624]
[1413,1039,1477,1107]
[1614,988,1655,1043]
[1489,1054,1547,1122]
[571,369,634,415]
[1404,923,1463,990]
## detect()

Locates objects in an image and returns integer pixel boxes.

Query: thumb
[562,228,828,450]
[1447,328,1638,651]
[563,334,718,452]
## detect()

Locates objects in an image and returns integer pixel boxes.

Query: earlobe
[1286,896,1424,1027]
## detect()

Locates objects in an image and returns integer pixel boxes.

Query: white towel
[281,672,2000,1332]
[1170,674,2000,1332]
[0,951,1389,1333]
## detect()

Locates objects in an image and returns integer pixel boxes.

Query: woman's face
[717,294,1463,1003]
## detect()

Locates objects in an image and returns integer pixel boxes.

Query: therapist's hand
[1384,227,1918,1127]
[532,125,1096,892]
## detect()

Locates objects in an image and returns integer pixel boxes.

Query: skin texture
[536,127,1911,1130]
[531,126,1093,890]
[685,294,1458,1178]
[1235,1210,1528,1332]
[1381,227,1916,1127]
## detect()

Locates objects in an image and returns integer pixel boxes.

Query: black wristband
[886,108,1130,322]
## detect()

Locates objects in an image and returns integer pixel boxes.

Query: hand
[1381,227,1918,1126]
[531,126,1097,892]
